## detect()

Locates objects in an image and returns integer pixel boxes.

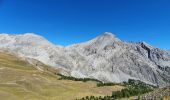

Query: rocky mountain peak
[103,32,115,37]
[74,32,122,52]
[97,32,119,41]
[0,33,170,87]
[140,41,154,50]
[22,33,39,36]
[17,33,47,42]
[0,33,46,42]
[88,32,121,46]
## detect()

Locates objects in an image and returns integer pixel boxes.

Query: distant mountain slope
[0,51,123,100]
[142,85,170,100]
[0,32,170,87]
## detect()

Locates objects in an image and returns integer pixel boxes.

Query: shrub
[57,73,102,83]
[77,79,155,100]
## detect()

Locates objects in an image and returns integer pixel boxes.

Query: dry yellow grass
[0,51,124,100]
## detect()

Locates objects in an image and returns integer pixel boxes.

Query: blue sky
[0,0,170,49]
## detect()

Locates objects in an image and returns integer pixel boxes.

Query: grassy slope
[0,52,124,100]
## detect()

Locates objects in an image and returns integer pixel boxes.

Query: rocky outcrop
[0,32,170,87]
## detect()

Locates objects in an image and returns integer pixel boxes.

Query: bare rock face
[65,33,170,87]
[0,32,170,87]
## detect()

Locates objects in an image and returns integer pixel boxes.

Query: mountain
[0,32,170,87]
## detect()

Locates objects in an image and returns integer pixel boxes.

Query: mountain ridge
[0,32,170,87]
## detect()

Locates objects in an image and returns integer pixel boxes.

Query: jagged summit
[69,32,121,49]
[103,32,115,36]
[88,32,121,45]
[70,32,122,52]
[140,41,154,50]
[98,32,118,40]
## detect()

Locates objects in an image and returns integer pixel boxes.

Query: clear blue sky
[0,0,170,49]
